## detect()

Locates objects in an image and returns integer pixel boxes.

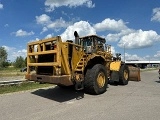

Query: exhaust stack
[74,31,79,45]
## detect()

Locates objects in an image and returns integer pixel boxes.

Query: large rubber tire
[119,65,129,85]
[84,64,108,95]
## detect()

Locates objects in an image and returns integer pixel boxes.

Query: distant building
[125,60,160,69]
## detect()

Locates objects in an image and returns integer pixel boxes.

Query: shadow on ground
[155,80,160,83]
[31,86,84,102]
[108,80,119,86]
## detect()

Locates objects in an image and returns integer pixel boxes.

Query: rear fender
[84,55,106,75]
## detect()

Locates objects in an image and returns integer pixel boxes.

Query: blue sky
[1,0,160,62]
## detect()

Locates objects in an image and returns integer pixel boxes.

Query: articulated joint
[72,73,84,90]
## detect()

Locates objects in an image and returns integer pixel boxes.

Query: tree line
[0,46,27,69]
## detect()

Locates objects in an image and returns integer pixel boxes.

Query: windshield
[82,39,92,47]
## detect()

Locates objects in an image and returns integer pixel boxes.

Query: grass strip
[0,82,53,94]
[0,73,25,77]
[0,67,25,77]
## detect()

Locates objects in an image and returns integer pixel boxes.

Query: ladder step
[77,65,83,67]
[74,54,87,72]
[83,54,88,57]
[75,69,83,71]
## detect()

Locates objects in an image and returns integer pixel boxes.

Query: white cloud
[35,16,160,51]
[29,38,40,43]
[123,53,145,61]
[94,18,128,32]
[151,7,160,22]
[93,18,132,43]
[118,29,160,49]
[36,14,72,33]
[86,0,95,8]
[123,53,158,61]
[2,45,27,62]
[13,29,34,37]
[111,46,116,56]
[36,14,51,25]
[62,11,68,16]
[17,49,27,57]
[45,33,54,39]
[4,24,9,27]
[40,27,48,34]
[94,18,160,49]
[61,21,96,41]
[47,17,71,29]
[2,45,15,52]
[45,0,95,12]
[154,51,160,58]
[105,29,134,42]
[154,51,160,60]
[0,3,3,9]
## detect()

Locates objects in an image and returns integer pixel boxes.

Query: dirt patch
[0,76,25,82]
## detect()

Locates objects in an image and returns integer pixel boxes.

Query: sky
[1,0,160,62]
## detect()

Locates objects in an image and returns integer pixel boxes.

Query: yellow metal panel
[27,37,58,45]
[28,62,59,66]
[71,45,83,70]
[28,50,57,56]
[57,36,62,67]
[110,61,121,71]
[61,43,71,75]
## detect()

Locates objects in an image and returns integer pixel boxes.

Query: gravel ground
[0,70,160,120]
[0,76,26,82]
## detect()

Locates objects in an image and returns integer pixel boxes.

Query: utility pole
[124,44,125,62]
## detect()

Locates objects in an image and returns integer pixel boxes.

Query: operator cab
[79,35,105,54]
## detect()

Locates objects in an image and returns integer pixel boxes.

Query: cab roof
[79,35,106,43]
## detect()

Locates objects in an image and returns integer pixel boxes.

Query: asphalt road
[0,70,160,120]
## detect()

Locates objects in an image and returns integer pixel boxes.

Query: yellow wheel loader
[25,31,140,95]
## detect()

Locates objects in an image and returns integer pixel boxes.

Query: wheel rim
[124,70,128,80]
[97,72,105,88]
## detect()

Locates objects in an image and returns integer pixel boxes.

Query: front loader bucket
[128,65,141,81]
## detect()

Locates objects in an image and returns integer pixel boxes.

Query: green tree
[14,56,25,68]
[0,46,8,68]
[25,57,27,67]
